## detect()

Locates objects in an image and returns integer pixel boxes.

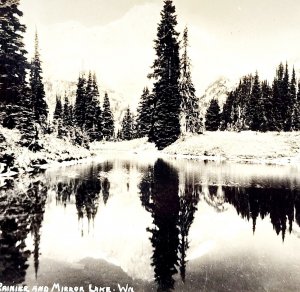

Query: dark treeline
[207,63,300,132]
[0,0,48,149]
[52,72,115,147]
[3,0,300,153]
[223,185,300,241]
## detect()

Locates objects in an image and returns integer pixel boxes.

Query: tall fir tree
[63,93,71,127]
[179,26,201,134]
[120,107,134,140]
[102,92,114,140]
[272,63,285,131]
[91,73,103,141]
[221,91,235,130]
[0,0,36,145]
[74,73,87,129]
[261,80,274,130]
[289,67,297,130]
[53,95,62,122]
[293,82,300,130]
[148,0,181,150]
[30,31,48,125]
[205,99,220,131]
[282,63,291,131]
[136,87,153,138]
[0,0,28,105]
[246,71,265,131]
[84,72,95,136]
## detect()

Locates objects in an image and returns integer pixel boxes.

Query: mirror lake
[1,155,300,292]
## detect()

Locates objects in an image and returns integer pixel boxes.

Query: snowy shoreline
[91,131,300,166]
[2,130,300,179]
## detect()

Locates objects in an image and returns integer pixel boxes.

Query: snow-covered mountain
[199,77,237,115]
[44,78,137,129]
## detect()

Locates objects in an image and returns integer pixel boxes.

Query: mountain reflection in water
[0,158,300,291]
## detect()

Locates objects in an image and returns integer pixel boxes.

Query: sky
[19,0,300,100]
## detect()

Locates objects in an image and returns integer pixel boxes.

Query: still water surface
[1,156,300,291]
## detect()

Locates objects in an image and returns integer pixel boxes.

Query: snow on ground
[2,126,300,178]
[163,131,300,165]
[92,131,300,165]
[0,126,92,174]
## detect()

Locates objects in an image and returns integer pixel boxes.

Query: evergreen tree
[179,26,201,134]
[205,99,220,131]
[136,87,153,138]
[92,74,103,141]
[120,107,134,140]
[235,75,253,130]
[221,91,235,130]
[148,0,181,150]
[0,0,28,105]
[74,74,87,129]
[289,67,297,130]
[53,95,63,122]
[293,82,300,130]
[84,72,95,135]
[30,31,48,125]
[261,80,274,131]
[0,0,36,145]
[246,72,265,131]
[102,92,114,140]
[282,63,292,131]
[63,93,71,127]
[272,63,285,131]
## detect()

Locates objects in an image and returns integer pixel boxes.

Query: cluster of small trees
[52,72,115,146]
[205,63,300,132]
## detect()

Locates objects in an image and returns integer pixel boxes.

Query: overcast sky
[20,0,300,99]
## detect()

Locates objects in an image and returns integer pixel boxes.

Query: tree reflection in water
[140,159,199,291]
[0,179,47,284]
[223,186,300,241]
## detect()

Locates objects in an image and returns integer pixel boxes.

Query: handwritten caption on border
[0,283,134,292]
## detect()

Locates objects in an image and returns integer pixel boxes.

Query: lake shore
[91,131,300,165]
[1,129,300,179]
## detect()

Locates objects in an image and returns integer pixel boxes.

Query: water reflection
[140,159,200,291]
[1,158,300,291]
[223,186,300,241]
[0,180,47,284]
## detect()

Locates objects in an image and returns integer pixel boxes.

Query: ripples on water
[0,158,300,291]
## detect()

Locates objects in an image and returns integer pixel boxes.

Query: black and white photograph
[1,0,300,291]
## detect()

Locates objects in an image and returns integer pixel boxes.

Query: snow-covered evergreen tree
[293,82,300,130]
[0,0,28,106]
[120,107,134,140]
[74,74,87,129]
[205,99,220,131]
[136,87,153,138]
[261,80,273,131]
[30,31,48,126]
[53,96,63,122]
[102,92,114,140]
[246,72,265,131]
[84,72,95,135]
[91,74,103,141]
[179,27,201,134]
[148,0,181,149]
[0,0,36,145]
[53,95,64,138]
[63,93,71,127]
